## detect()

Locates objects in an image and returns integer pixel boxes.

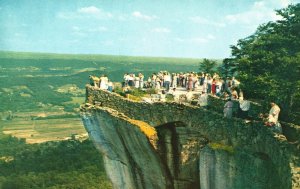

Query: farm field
[1,118,86,144]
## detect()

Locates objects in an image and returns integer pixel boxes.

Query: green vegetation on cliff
[224,4,300,123]
[208,142,234,154]
[0,130,112,189]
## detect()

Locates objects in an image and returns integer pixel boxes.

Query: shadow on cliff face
[156,122,282,189]
[156,121,208,189]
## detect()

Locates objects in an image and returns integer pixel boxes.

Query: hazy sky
[1,0,299,58]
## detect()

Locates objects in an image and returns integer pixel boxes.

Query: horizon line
[0,50,225,60]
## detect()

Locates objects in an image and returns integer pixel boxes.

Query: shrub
[165,94,174,102]
[146,88,157,95]
[131,88,146,97]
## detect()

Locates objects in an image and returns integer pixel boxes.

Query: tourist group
[88,71,281,133]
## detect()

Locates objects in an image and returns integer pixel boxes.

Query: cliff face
[82,108,171,189]
[81,86,300,189]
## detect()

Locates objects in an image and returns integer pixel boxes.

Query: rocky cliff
[81,85,300,189]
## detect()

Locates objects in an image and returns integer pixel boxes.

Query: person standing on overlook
[89,75,100,88]
[107,80,114,92]
[197,91,208,109]
[99,74,108,90]
[187,74,194,91]
[207,75,212,94]
[224,98,233,118]
[238,96,250,119]
[163,72,171,91]
[171,73,178,89]
[123,73,130,87]
[267,102,280,125]
[134,74,140,88]
[211,79,216,96]
[128,74,134,87]
[230,88,239,99]
[262,102,282,133]
[138,73,144,89]
[151,73,157,88]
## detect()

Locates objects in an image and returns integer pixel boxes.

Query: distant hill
[0,51,222,65]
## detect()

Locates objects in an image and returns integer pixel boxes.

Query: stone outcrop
[82,107,171,188]
[81,85,300,189]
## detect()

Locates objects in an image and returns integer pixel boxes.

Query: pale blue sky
[0,0,299,58]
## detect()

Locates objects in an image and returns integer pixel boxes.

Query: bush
[145,88,157,94]
[129,88,146,97]
[166,94,174,102]
[113,86,123,94]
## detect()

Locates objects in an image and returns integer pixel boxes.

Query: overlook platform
[81,85,300,189]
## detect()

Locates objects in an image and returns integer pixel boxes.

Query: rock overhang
[81,85,300,189]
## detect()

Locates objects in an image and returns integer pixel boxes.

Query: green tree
[227,4,300,122]
[219,58,237,77]
[199,58,217,74]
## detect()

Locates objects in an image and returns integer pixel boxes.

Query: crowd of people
[122,71,241,96]
[88,71,282,133]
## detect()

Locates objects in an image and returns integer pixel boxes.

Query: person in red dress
[187,74,194,91]
[211,79,216,96]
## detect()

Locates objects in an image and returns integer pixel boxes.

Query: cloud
[192,37,209,43]
[88,26,108,32]
[57,12,78,19]
[72,26,80,31]
[118,15,129,21]
[71,31,87,37]
[57,6,112,20]
[175,34,216,44]
[189,16,226,27]
[279,0,292,7]
[174,37,185,42]
[69,39,80,44]
[72,26,108,33]
[101,40,114,46]
[266,0,299,8]
[151,27,170,33]
[225,1,284,25]
[14,32,25,37]
[78,6,101,14]
[207,34,216,40]
[132,11,158,21]
[192,34,216,44]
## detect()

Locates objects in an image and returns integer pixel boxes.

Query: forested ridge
[0,134,112,189]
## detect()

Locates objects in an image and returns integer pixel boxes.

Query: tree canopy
[225,4,300,122]
[199,58,217,74]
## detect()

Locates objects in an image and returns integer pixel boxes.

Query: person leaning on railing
[259,102,282,133]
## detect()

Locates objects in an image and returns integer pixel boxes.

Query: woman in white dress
[135,75,140,88]
[100,75,108,90]
[138,73,144,89]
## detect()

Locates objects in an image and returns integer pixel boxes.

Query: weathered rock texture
[81,85,300,189]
